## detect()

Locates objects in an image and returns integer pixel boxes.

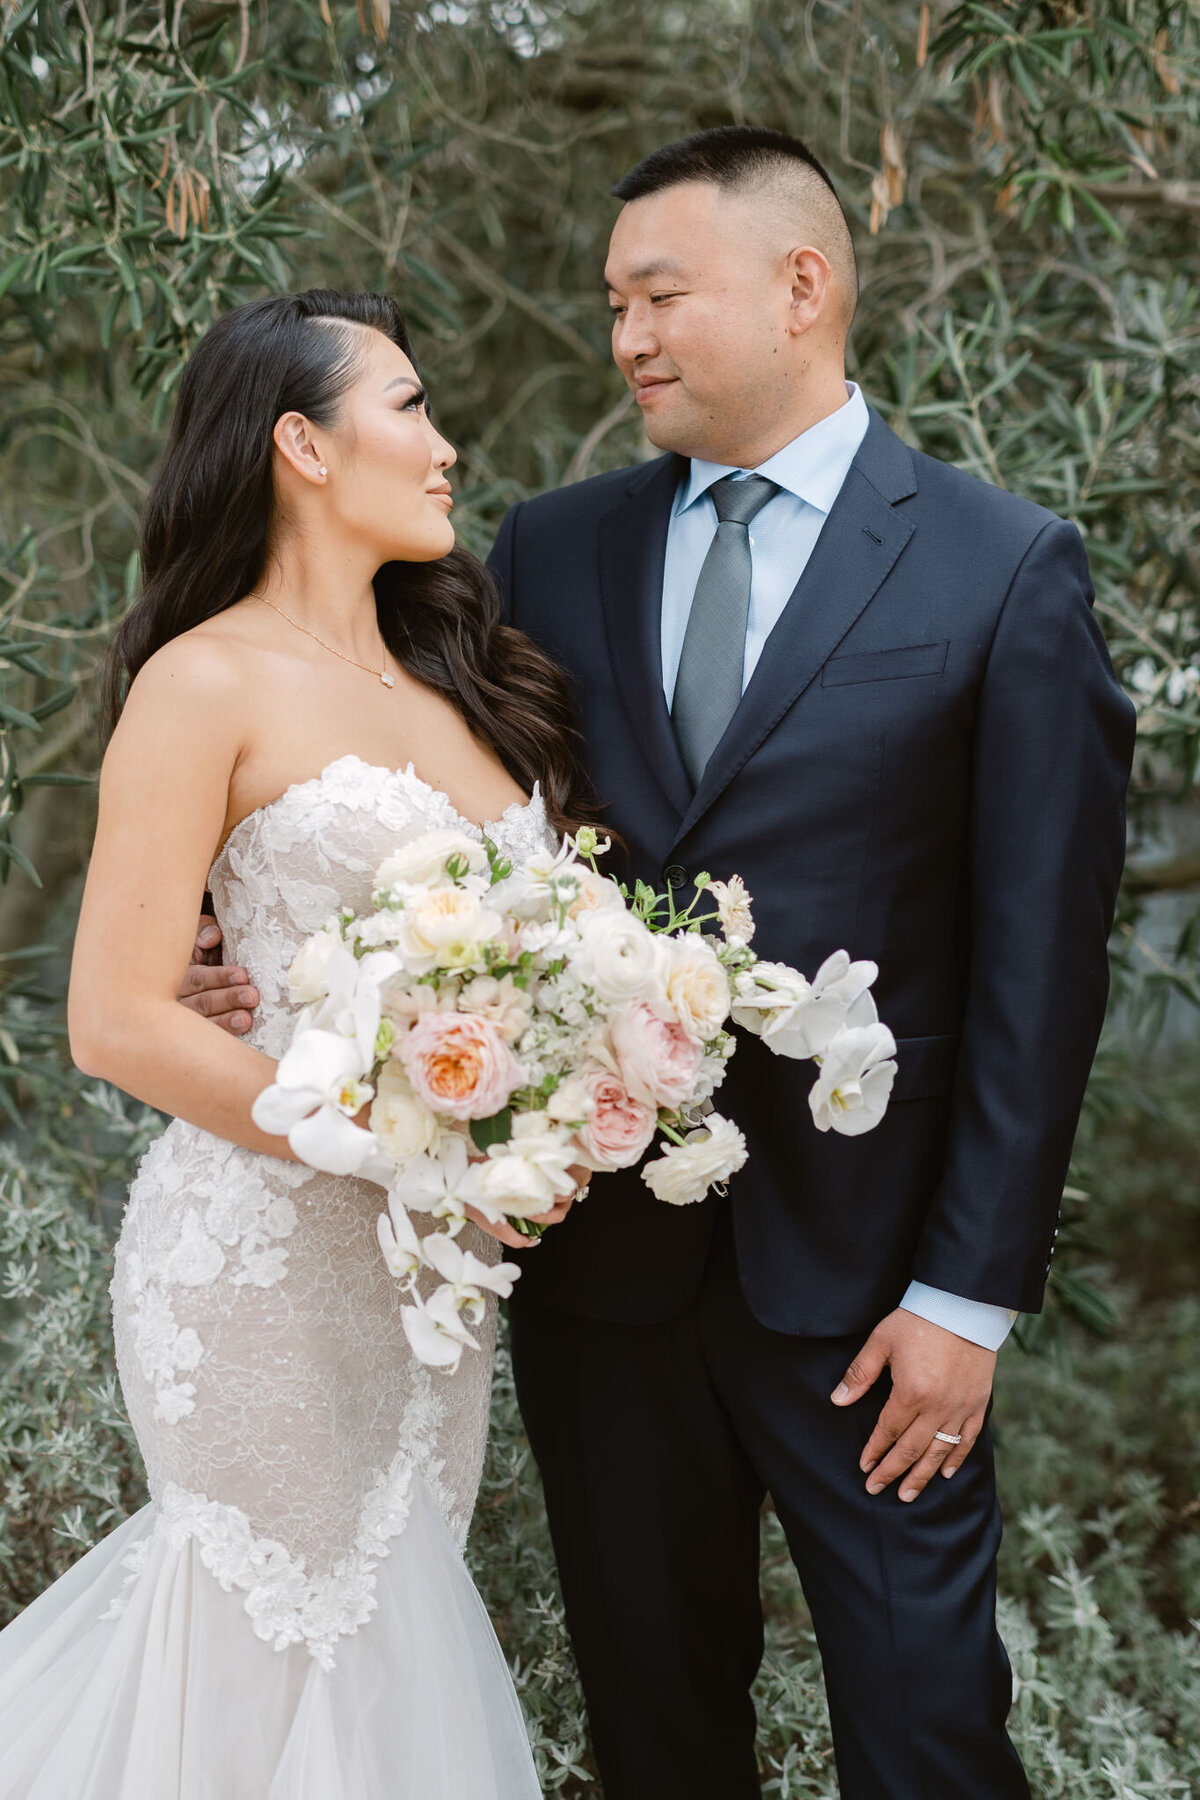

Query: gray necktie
[671,473,780,788]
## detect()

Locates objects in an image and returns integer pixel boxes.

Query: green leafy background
[1,2,1198,1792]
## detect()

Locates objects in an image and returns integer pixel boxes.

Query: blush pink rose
[610,1002,704,1108]
[577,1069,659,1171]
[398,1011,522,1121]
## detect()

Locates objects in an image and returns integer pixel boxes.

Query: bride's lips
[635,376,677,405]
[427,484,453,509]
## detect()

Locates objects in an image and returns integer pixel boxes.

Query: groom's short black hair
[612,126,858,325]
[612,126,841,206]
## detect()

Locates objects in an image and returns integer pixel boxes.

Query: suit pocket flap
[890,1034,958,1102]
[821,642,949,686]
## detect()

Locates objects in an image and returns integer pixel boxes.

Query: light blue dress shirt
[660,383,1016,1354]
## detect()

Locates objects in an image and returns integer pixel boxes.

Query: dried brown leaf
[916,2,930,70]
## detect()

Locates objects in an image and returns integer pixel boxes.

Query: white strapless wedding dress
[0,756,550,1799]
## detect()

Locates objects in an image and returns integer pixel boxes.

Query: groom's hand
[177,915,260,1036]
[831,1308,996,1502]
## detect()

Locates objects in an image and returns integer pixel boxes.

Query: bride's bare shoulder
[120,602,272,716]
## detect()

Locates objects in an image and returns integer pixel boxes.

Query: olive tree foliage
[0,1,1198,1789]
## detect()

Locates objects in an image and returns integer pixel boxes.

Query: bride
[0,288,590,1798]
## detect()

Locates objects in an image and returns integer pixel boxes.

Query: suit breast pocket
[821,641,949,687]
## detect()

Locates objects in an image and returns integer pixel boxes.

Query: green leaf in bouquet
[470,1107,513,1153]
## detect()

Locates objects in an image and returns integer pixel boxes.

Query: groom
[184,128,1133,1797]
[484,128,1133,1799]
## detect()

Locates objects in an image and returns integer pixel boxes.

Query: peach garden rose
[398,1011,522,1122]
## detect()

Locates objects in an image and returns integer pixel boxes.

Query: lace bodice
[209,754,551,1058]
[108,757,555,1670]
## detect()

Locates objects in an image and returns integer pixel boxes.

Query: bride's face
[319,329,457,564]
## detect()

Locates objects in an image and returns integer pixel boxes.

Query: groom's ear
[273,410,326,484]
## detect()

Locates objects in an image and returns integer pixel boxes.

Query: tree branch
[1124,845,1200,895]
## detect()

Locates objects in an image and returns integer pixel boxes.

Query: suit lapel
[598,454,693,818]
[670,412,918,849]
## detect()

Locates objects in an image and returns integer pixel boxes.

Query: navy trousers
[509,1209,1029,1799]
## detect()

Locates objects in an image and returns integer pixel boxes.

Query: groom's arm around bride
[487,127,1136,1800]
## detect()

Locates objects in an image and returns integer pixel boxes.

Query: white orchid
[808,1024,898,1136]
[376,1191,425,1284]
[250,1030,377,1176]
[422,1233,520,1324]
[399,1286,481,1371]
[308,944,402,1067]
[396,1135,478,1232]
[732,950,879,1060]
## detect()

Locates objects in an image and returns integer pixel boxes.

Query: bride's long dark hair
[103,289,590,832]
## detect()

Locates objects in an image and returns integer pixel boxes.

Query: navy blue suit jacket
[486,410,1135,1335]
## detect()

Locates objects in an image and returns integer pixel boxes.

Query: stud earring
[318,464,327,476]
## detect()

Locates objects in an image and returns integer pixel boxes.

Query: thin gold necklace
[258,596,396,688]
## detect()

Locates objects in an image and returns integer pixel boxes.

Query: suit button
[664,864,687,889]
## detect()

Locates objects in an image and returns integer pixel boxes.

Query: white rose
[572,908,664,1006]
[394,886,503,972]
[371,1061,441,1163]
[663,934,731,1042]
[375,829,488,890]
[641,1114,747,1207]
[287,924,343,1004]
[469,1154,558,1222]
[487,1112,578,1197]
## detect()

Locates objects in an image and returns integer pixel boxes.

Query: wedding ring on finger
[934,1430,963,1446]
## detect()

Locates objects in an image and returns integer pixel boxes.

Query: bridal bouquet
[252,826,896,1370]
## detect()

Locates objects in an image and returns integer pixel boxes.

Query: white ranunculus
[375,830,488,891]
[371,1061,441,1164]
[641,1113,748,1207]
[572,908,665,1007]
[808,1024,897,1136]
[287,924,343,1004]
[251,1029,376,1176]
[662,933,732,1042]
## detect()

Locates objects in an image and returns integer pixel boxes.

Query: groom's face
[605,181,795,466]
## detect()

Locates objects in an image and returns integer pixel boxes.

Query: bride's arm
[68,639,299,1162]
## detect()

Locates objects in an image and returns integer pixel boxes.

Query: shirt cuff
[899,1281,1018,1352]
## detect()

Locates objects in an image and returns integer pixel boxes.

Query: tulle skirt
[0,1476,541,1799]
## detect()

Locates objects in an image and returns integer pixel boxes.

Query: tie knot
[710,473,779,527]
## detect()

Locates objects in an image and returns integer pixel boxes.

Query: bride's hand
[465,1164,594,1250]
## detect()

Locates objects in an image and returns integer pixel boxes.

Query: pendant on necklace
[380,672,395,688]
